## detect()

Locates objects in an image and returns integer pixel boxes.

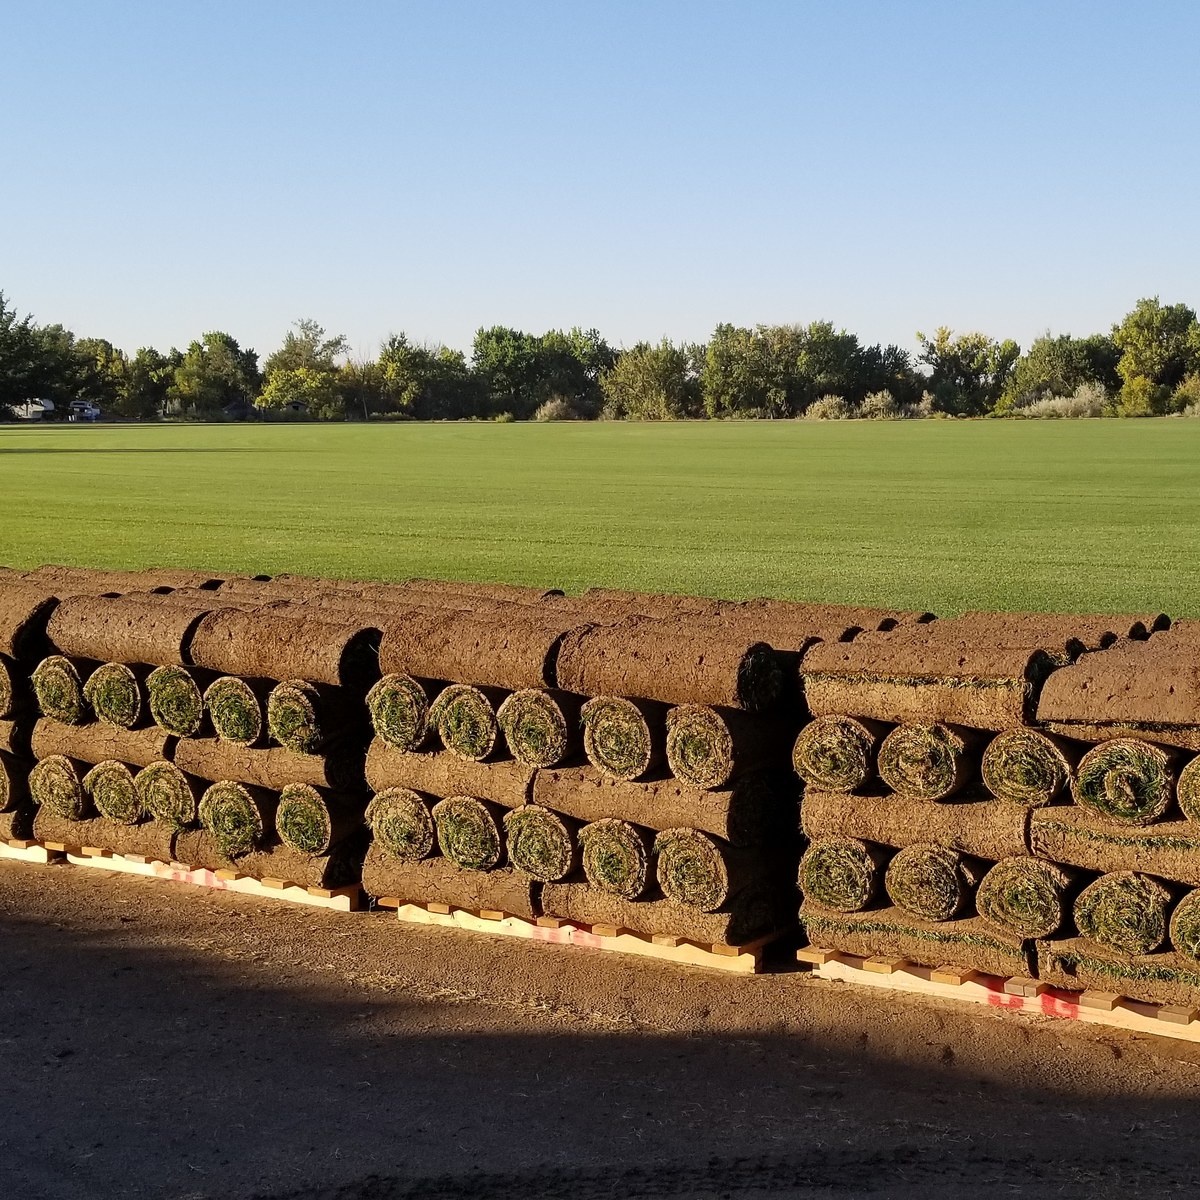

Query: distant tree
[599,339,702,419]
[702,323,802,418]
[122,347,181,418]
[915,327,1020,415]
[471,326,612,418]
[72,337,128,411]
[257,366,344,419]
[997,333,1121,412]
[0,291,44,415]
[264,319,349,377]
[377,333,483,419]
[1112,298,1200,415]
[168,333,260,416]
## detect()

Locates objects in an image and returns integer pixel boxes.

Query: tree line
[2,290,1199,422]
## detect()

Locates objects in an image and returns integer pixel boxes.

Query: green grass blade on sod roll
[29,755,90,820]
[365,787,436,861]
[884,842,982,922]
[431,795,504,871]
[791,716,885,793]
[503,804,578,882]
[975,855,1074,939]
[134,760,200,829]
[83,662,145,729]
[0,655,18,719]
[653,827,742,913]
[198,779,277,858]
[580,695,664,781]
[980,728,1073,806]
[147,665,206,736]
[203,676,267,746]
[1169,888,1200,960]
[1072,738,1176,825]
[366,674,432,751]
[665,704,784,790]
[497,689,580,767]
[798,836,887,913]
[276,782,362,855]
[1179,755,1200,823]
[82,760,141,824]
[877,723,976,801]
[32,656,90,725]
[1074,870,1172,956]
[429,684,500,762]
[579,818,651,899]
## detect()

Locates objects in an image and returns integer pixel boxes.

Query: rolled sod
[579,818,652,898]
[429,684,501,761]
[1036,938,1200,1009]
[0,718,31,757]
[980,729,1074,807]
[654,827,759,912]
[174,737,365,792]
[0,655,17,719]
[570,587,725,620]
[1074,871,1172,956]
[1072,738,1176,825]
[497,689,581,768]
[556,618,785,712]
[361,844,537,918]
[190,608,382,689]
[365,787,436,861]
[665,704,786,789]
[397,578,564,606]
[147,665,208,736]
[1170,889,1200,960]
[798,836,887,912]
[28,755,90,820]
[32,808,176,859]
[884,843,983,922]
[378,605,581,691]
[0,807,33,841]
[32,656,90,725]
[1030,806,1200,888]
[0,581,64,658]
[976,856,1074,939]
[23,564,228,593]
[430,795,504,871]
[503,804,578,882]
[174,829,365,889]
[82,662,145,729]
[204,676,268,745]
[531,765,796,847]
[366,674,432,752]
[876,723,977,801]
[30,717,172,770]
[541,880,791,946]
[45,593,229,664]
[134,760,201,829]
[365,741,533,809]
[1180,756,1200,823]
[276,782,364,855]
[791,716,885,793]
[800,902,1032,979]
[198,779,278,858]
[0,750,30,813]
[82,760,141,824]
[268,679,355,754]
[801,786,1030,861]
[580,696,664,781]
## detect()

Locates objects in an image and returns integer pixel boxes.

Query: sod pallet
[365,741,534,808]
[30,717,173,769]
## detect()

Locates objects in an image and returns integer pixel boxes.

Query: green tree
[73,338,128,411]
[257,366,344,419]
[916,327,1020,415]
[997,333,1121,412]
[168,333,260,416]
[264,318,349,376]
[377,333,483,419]
[122,347,181,418]
[1112,298,1200,414]
[0,292,44,415]
[599,339,702,419]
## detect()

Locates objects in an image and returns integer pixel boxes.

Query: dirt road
[2,858,1199,1199]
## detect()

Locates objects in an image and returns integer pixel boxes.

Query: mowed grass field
[2,419,1200,615]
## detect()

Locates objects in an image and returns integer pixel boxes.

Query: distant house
[12,398,55,420]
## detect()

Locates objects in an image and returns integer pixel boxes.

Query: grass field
[2,419,1200,615]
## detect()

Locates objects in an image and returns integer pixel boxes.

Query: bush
[1018,382,1110,419]
[861,390,901,420]
[1172,373,1200,414]
[803,394,854,420]
[533,396,586,421]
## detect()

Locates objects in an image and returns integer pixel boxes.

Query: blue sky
[3,1,1197,361]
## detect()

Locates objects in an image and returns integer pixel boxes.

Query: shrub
[533,396,585,421]
[1019,382,1110,419]
[860,390,901,420]
[803,394,854,420]
[1172,373,1200,415]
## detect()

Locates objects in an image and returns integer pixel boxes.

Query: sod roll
[32,656,90,725]
[431,795,504,871]
[399,578,564,606]
[174,829,364,889]
[580,695,664,781]
[428,684,502,761]
[0,655,18,719]
[30,717,172,770]
[579,818,652,898]
[174,738,365,792]
[801,787,1030,862]
[190,608,382,689]
[1180,755,1200,823]
[82,662,146,730]
[276,782,364,855]
[980,729,1074,807]
[665,704,787,789]
[791,716,885,793]
[1074,871,1172,956]
[361,844,537,918]
[268,679,355,754]
[1030,806,1200,888]
[884,843,982,922]
[654,827,760,912]
[798,836,887,913]
[1072,738,1176,825]
[365,787,436,861]
[556,617,784,712]
[23,564,228,592]
[1036,938,1200,1009]
[1169,889,1200,960]
[568,587,724,620]
[0,807,33,841]
[0,750,30,813]
[496,689,581,768]
[204,676,269,746]
[0,718,31,757]
[147,665,208,736]
[503,804,578,882]
[82,760,142,824]
[32,808,176,859]
[531,765,793,846]
[365,742,534,809]
[876,723,977,801]
[134,760,202,829]
[800,902,1032,978]
[0,581,69,658]
[366,674,433,752]
[198,779,278,858]
[975,856,1074,939]
[28,755,89,820]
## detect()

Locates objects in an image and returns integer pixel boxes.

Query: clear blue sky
[3,1,1197,362]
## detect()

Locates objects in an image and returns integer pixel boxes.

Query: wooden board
[395,901,777,974]
[800,947,1200,1044]
[0,839,64,865]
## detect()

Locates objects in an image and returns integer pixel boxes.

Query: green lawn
[2,419,1199,616]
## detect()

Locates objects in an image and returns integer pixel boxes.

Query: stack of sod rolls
[795,612,1170,980]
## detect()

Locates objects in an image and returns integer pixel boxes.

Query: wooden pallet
[388,898,778,973]
[0,838,64,865]
[61,847,364,911]
[799,947,1200,1044]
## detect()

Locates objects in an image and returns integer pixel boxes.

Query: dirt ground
[3,861,1200,1199]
